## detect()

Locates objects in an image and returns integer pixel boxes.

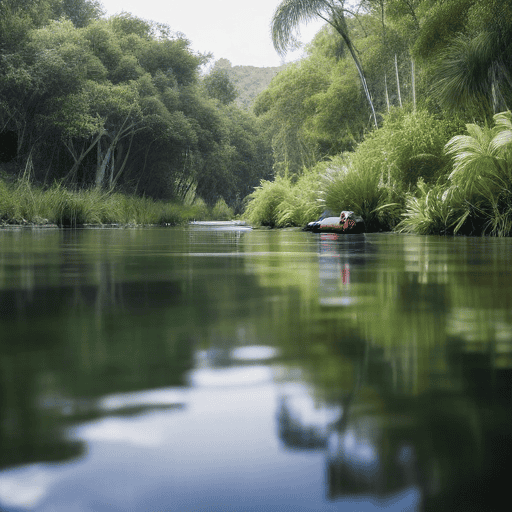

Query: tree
[54,0,104,28]
[271,0,378,127]
[416,0,512,118]
[254,58,331,177]
[0,7,274,207]
[203,69,238,105]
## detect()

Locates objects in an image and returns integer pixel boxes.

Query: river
[0,225,511,511]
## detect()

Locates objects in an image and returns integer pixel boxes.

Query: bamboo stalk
[385,73,390,112]
[411,58,416,110]
[395,54,402,107]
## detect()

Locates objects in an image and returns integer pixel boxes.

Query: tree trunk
[348,41,378,127]
[110,132,135,189]
[63,131,103,186]
[380,1,390,113]
[95,145,112,188]
[334,20,378,127]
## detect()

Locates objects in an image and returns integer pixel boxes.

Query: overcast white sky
[99,0,326,68]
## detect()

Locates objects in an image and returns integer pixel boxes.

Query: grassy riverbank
[245,109,458,232]
[0,179,234,227]
[244,110,512,237]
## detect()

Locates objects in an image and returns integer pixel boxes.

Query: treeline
[0,0,273,214]
[246,0,512,236]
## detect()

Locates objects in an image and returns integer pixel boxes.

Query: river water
[0,225,511,511]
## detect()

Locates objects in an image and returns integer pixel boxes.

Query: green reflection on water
[0,228,511,509]
[244,231,512,508]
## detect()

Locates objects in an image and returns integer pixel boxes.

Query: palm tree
[445,111,512,195]
[429,0,512,118]
[444,111,512,235]
[271,0,378,128]
[432,32,512,117]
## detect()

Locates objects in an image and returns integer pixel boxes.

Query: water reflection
[277,382,341,449]
[0,229,511,511]
[318,233,372,307]
[310,234,512,510]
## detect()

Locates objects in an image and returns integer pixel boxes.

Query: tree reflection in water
[273,232,512,511]
[0,276,194,472]
[1,228,512,511]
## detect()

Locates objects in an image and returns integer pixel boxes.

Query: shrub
[243,178,292,227]
[353,108,462,188]
[189,197,210,221]
[318,154,401,231]
[397,180,462,235]
[211,198,234,220]
[275,170,323,227]
[444,111,512,235]
[399,111,512,236]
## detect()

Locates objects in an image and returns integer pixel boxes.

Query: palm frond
[444,124,501,196]
[493,111,512,130]
[432,32,495,113]
[271,0,331,55]
[490,111,512,153]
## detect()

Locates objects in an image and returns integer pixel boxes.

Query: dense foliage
[3,0,512,233]
[0,0,273,214]
[246,0,512,236]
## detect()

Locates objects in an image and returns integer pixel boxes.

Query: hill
[212,59,286,110]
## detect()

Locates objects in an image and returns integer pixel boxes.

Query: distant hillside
[212,59,286,110]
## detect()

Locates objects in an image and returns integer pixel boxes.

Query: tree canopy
[254,0,512,180]
[0,2,273,210]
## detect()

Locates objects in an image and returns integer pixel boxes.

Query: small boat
[305,211,365,234]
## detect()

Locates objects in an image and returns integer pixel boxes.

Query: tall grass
[397,180,464,235]
[318,154,402,231]
[243,174,323,227]
[243,177,293,227]
[275,171,323,227]
[0,180,217,227]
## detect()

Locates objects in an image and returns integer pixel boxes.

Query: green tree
[221,106,273,211]
[1,18,100,179]
[0,0,56,51]
[254,58,330,177]
[0,7,274,208]
[203,69,238,105]
[426,1,512,117]
[304,60,367,154]
[271,0,378,127]
[54,0,104,28]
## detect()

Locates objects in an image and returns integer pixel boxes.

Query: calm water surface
[0,226,511,511]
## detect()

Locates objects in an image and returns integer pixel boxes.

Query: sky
[99,0,326,68]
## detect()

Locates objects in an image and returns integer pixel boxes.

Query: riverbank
[0,179,235,228]
[243,111,512,237]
